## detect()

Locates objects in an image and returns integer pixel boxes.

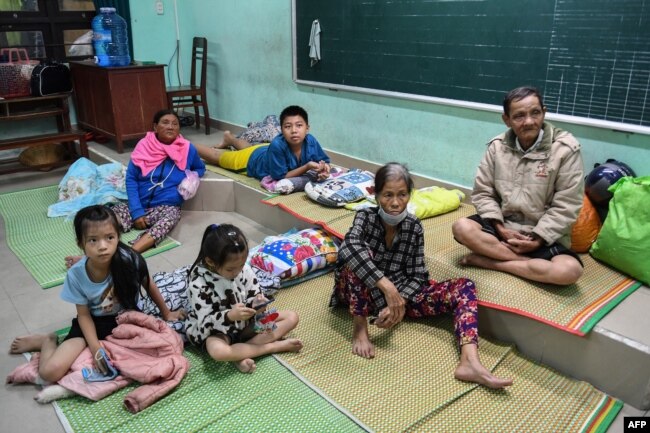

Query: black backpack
[30,61,72,96]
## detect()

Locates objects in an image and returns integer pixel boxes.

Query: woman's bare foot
[10,334,50,354]
[352,334,375,359]
[454,361,513,389]
[352,316,374,358]
[455,344,512,389]
[65,255,82,269]
[234,358,256,373]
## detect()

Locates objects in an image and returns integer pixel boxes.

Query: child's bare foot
[234,358,256,373]
[65,255,82,269]
[274,338,303,353]
[454,359,513,389]
[214,130,235,149]
[10,334,50,354]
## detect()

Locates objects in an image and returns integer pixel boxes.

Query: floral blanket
[47,157,127,219]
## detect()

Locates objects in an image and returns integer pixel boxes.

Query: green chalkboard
[294,0,650,130]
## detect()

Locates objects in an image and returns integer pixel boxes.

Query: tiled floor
[0,127,646,432]
[0,128,274,433]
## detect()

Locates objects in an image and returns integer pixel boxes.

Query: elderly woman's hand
[134,217,147,230]
[375,277,406,328]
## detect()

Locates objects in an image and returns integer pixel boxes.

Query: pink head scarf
[130,131,190,176]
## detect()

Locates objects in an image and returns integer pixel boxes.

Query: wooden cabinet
[69,61,167,153]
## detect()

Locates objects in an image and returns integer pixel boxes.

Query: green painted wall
[3,0,648,188]
[130,0,648,188]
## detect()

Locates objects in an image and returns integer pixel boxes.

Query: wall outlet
[155,1,164,15]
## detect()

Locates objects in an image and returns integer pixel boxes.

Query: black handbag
[30,61,72,96]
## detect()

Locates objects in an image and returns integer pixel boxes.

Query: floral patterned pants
[110,203,181,245]
[333,267,479,346]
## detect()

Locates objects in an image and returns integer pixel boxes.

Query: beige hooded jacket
[472,122,584,248]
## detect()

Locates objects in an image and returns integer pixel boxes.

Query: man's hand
[505,235,544,254]
[494,223,524,242]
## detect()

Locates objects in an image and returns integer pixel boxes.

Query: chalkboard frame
[291,0,650,135]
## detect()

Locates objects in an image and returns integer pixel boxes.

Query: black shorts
[63,314,119,342]
[203,321,257,348]
[466,214,583,267]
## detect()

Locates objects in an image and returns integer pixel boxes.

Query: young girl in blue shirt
[10,205,184,383]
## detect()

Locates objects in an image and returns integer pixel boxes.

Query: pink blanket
[7,311,189,413]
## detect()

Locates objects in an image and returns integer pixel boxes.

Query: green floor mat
[54,348,367,433]
[0,185,180,289]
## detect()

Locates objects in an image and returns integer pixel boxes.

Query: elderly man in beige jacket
[452,86,584,286]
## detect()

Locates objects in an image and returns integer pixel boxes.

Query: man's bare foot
[459,253,500,269]
[10,334,50,354]
[459,253,478,266]
[234,358,256,373]
[454,360,513,389]
[65,255,82,269]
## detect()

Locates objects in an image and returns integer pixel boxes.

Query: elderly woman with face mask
[331,162,512,389]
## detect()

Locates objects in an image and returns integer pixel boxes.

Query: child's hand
[251,294,270,311]
[227,303,256,322]
[316,161,330,180]
[306,161,321,172]
[318,161,330,174]
[164,308,187,322]
[92,345,111,374]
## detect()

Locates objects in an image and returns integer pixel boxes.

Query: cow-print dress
[185,262,261,346]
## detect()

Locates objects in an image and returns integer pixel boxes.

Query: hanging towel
[309,19,321,67]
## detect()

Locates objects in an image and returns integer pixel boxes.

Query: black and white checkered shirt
[334,207,429,310]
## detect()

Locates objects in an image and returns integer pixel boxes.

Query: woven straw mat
[421,203,638,332]
[0,185,179,288]
[274,273,512,432]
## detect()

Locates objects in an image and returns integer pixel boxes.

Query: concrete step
[90,146,650,411]
[222,171,650,411]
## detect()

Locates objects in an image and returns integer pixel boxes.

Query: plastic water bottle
[92,7,131,67]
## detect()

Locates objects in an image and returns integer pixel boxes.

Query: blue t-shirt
[246,133,330,180]
[60,257,123,316]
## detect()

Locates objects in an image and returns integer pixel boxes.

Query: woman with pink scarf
[115,109,206,253]
[65,110,206,268]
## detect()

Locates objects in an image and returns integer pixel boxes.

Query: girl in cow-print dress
[185,224,303,373]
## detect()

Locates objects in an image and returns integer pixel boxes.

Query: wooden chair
[166,37,210,134]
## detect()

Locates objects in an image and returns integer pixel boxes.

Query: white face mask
[378,206,408,226]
